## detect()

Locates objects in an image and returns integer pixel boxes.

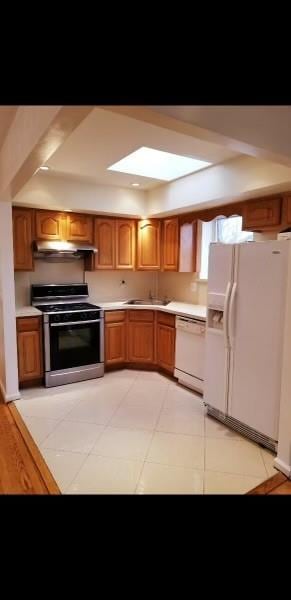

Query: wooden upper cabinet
[94,218,115,269]
[13,208,34,271]
[35,210,67,241]
[162,218,179,271]
[67,213,93,243]
[243,197,282,230]
[115,220,135,269]
[137,219,161,270]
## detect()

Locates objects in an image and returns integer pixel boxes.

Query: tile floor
[14,369,277,494]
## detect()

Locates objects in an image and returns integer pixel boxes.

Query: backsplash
[158,272,207,305]
[15,263,207,307]
[85,271,158,302]
[14,260,84,306]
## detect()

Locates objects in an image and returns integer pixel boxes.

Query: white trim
[0,379,21,403]
[274,457,291,479]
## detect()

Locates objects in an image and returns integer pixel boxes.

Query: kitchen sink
[126,299,170,306]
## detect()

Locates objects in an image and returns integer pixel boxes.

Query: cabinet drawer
[157,311,175,327]
[128,310,154,322]
[105,310,126,323]
[17,317,41,332]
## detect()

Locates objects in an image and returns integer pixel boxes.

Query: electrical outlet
[190,282,197,292]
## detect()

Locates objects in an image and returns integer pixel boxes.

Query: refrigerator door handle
[228,282,237,345]
[223,281,232,348]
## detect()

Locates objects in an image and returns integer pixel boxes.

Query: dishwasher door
[174,316,206,393]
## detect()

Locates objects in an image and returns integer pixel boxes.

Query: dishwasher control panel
[175,316,206,335]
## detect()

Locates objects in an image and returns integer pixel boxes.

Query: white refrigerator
[204,240,289,450]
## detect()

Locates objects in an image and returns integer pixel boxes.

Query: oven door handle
[50,319,102,327]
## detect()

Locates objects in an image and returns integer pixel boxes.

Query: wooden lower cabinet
[128,321,155,363]
[157,312,176,373]
[105,322,126,365]
[16,317,43,384]
[104,309,176,372]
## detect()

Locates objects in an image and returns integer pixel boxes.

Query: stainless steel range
[31,283,104,388]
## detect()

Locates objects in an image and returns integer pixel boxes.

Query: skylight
[107,146,212,181]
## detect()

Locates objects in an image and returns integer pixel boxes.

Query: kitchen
[2,105,291,494]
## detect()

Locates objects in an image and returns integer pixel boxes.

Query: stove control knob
[54,314,61,323]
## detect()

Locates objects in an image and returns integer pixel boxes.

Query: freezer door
[204,330,230,413]
[207,243,235,309]
[228,241,288,440]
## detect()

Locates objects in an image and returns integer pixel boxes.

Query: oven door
[49,320,103,372]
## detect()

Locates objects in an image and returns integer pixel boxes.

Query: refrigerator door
[207,243,235,309]
[228,241,288,440]
[204,243,234,413]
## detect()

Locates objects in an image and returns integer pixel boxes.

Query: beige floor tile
[64,396,120,425]
[21,415,60,445]
[136,462,204,494]
[205,438,267,478]
[110,404,160,430]
[42,421,104,454]
[122,380,168,410]
[204,470,266,495]
[91,427,153,461]
[205,416,245,441]
[41,448,87,493]
[14,391,83,420]
[146,431,204,469]
[261,448,278,478]
[156,408,205,436]
[67,455,143,494]
[164,385,204,414]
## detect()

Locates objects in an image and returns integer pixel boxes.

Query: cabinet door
[17,318,42,382]
[179,221,198,272]
[162,218,179,271]
[13,208,34,271]
[243,197,281,230]
[94,218,115,269]
[128,321,154,363]
[137,219,161,270]
[157,324,175,373]
[105,322,126,365]
[67,213,93,243]
[115,220,135,270]
[285,195,291,225]
[35,210,67,240]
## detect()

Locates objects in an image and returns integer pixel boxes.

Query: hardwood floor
[247,472,291,495]
[0,400,60,495]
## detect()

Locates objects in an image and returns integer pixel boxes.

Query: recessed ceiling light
[108,147,212,181]
[39,165,50,171]
[131,182,140,187]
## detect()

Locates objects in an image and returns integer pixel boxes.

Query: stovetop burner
[36,302,100,313]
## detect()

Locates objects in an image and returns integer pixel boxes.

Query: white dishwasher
[174,316,206,394]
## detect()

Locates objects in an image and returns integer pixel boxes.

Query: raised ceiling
[0,106,17,148]
[45,107,239,190]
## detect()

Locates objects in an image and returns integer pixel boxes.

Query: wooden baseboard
[9,403,60,494]
[105,362,177,381]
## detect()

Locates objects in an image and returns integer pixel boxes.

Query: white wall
[0,202,20,401]
[85,271,158,303]
[13,173,147,218]
[147,156,291,217]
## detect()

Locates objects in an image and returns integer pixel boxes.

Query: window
[198,215,253,280]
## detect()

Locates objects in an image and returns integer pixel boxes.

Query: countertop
[92,300,207,320]
[16,301,207,321]
[15,306,42,317]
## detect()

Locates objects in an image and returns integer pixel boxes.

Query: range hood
[33,240,98,262]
